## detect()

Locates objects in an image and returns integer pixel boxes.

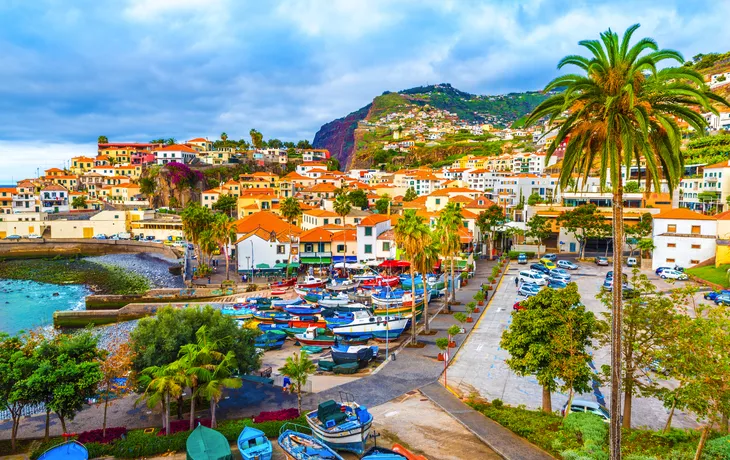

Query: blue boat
[284,305,323,316]
[361,446,407,459]
[253,311,292,323]
[278,424,344,460]
[254,331,287,350]
[37,441,88,460]
[272,297,304,308]
[325,311,356,326]
[305,396,373,455]
[237,426,272,460]
[221,306,254,319]
[330,345,379,367]
[257,323,289,332]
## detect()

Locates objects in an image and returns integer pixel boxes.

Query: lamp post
[250,240,254,283]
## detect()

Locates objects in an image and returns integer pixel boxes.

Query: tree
[220,132,228,147]
[279,351,316,415]
[138,364,184,435]
[347,189,368,209]
[403,187,418,202]
[211,194,237,217]
[395,210,432,345]
[524,24,727,458]
[98,135,108,144]
[211,213,237,280]
[249,129,263,149]
[268,138,282,149]
[435,203,463,305]
[412,240,440,333]
[280,197,302,278]
[181,203,214,261]
[327,158,340,171]
[71,196,87,210]
[525,215,552,258]
[333,194,352,275]
[501,283,598,413]
[0,333,38,451]
[297,140,313,149]
[98,341,134,438]
[597,270,678,428]
[527,192,543,206]
[196,350,241,428]
[625,212,653,257]
[624,181,640,193]
[557,204,605,259]
[166,138,176,146]
[374,194,391,215]
[476,204,505,260]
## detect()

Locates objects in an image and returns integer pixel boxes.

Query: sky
[0,0,727,182]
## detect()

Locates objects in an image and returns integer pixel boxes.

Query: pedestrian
[282,376,291,393]
[515,276,519,288]
[207,276,211,284]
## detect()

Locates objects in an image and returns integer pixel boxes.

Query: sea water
[0,279,89,335]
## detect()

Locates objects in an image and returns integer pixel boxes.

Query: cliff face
[312,104,371,169]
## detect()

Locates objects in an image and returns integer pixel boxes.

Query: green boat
[333,362,359,375]
[301,345,323,354]
[318,360,336,371]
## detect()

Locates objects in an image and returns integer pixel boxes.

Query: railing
[299,252,332,258]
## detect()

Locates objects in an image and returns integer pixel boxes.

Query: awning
[379,259,410,268]
[334,262,365,269]
[300,257,332,264]
[456,260,468,269]
[332,255,358,263]
[433,259,442,270]
[274,262,300,269]
[255,263,270,269]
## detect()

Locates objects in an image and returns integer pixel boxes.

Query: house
[12,181,39,213]
[39,184,70,213]
[49,175,78,190]
[298,227,334,266]
[70,156,96,175]
[301,209,341,230]
[109,183,142,203]
[114,165,143,180]
[301,149,330,162]
[0,187,15,215]
[330,228,358,263]
[699,160,730,212]
[235,228,294,273]
[651,208,716,270]
[236,190,276,218]
[187,137,213,151]
[154,144,198,165]
[356,214,392,262]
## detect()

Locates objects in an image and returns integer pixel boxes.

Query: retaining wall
[0,239,181,259]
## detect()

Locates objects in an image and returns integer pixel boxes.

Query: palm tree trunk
[609,186,624,460]
[297,383,302,415]
[165,392,171,435]
[410,269,417,345]
[663,400,676,433]
[225,239,231,281]
[103,391,109,437]
[450,257,456,305]
[423,284,429,333]
[210,398,217,429]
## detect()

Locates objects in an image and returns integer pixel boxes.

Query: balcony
[299,252,332,259]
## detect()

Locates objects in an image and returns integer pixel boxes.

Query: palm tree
[196,350,241,428]
[412,240,440,333]
[199,228,218,267]
[211,213,237,280]
[280,197,302,278]
[333,194,352,276]
[97,135,108,144]
[395,210,432,345]
[435,203,463,305]
[220,132,228,147]
[278,351,316,415]
[523,24,727,457]
[138,364,184,435]
[181,203,213,261]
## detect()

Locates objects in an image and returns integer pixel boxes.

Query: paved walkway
[421,382,554,460]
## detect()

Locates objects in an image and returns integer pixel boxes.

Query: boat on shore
[37,441,88,460]
[371,288,426,308]
[278,424,344,460]
[238,426,273,460]
[320,302,371,317]
[297,276,327,289]
[361,276,400,289]
[295,327,338,346]
[255,330,287,350]
[253,311,293,323]
[305,396,373,455]
[329,310,409,340]
[330,344,379,367]
[284,305,324,316]
[271,277,297,288]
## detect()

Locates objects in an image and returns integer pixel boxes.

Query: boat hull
[294,334,337,346]
[330,318,409,338]
[306,416,372,455]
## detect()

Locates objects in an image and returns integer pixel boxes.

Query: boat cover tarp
[38,441,88,460]
[186,424,233,460]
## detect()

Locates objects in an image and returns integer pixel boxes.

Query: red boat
[361,276,400,288]
[271,277,297,288]
[296,276,327,289]
[289,318,328,329]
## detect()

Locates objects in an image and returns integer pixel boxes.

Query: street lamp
[250,240,254,283]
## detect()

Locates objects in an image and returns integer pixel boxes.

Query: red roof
[154,144,198,153]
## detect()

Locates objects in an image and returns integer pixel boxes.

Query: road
[447,256,700,430]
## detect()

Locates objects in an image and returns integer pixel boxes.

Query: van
[626,257,638,267]
[117,232,131,240]
[519,270,546,286]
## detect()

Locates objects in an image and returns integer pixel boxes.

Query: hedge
[30,415,307,459]
[507,251,536,260]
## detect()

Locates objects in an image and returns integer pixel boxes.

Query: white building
[704,110,730,131]
[651,208,716,270]
[39,185,69,213]
[154,144,198,165]
[356,214,391,262]
[235,229,293,272]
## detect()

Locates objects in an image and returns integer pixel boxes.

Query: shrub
[508,250,536,259]
[465,302,476,314]
[77,427,127,444]
[253,408,300,423]
[474,291,485,302]
[453,312,467,324]
[492,399,503,409]
[435,338,449,350]
[705,434,730,459]
[447,325,461,336]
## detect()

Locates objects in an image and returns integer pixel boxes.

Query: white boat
[329,310,409,340]
[305,395,373,455]
[370,288,427,308]
[317,293,351,307]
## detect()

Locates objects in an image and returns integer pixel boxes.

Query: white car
[557,260,578,270]
[660,269,688,280]
[562,399,611,422]
[26,234,42,239]
[518,270,547,286]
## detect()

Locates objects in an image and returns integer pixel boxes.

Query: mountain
[312,83,548,169]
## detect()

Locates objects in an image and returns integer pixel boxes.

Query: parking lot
[447,255,700,430]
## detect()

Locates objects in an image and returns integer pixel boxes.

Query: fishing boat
[330,344,379,367]
[326,279,360,292]
[37,441,88,460]
[361,276,400,289]
[272,297,304,308]
[305,394,373,454]
[333,362,359,374]
[221,305,254,319]
[278,424,344,460]
[255,330,287,350]
[282,326,329,337]
[258,322,289,332]
[253,311,293,323]
[288,317,328,329]
[284,305,324,316]
[271,277,297,288]
[373,303,422,317]
[297,276,327,289]
[320,302,371,317]
[317,293,351,308]
[329,310,409,340]
[371,288,426,308]
[361,446,407,459]
[301,345,323,354]
[237,426,273,460]
[295,327,338,346]
[338,334,372,346]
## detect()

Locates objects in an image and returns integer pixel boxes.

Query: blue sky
[0,0,727,181]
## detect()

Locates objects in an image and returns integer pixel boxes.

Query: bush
[77,427,127,444]
[453,313,467,324]
[435,338,449,350]
[492,399,503,409]
[447,325,461,336]
[253,408,300,423]
[705,434,730,459]
[508,251,536,259]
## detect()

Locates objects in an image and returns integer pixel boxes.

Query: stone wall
[0,239,181,260]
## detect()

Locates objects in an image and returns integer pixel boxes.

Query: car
[92,234,107,239]
[26,234,41,239]
[513,301,526,311]
[4,234,21,240]
[704,290,730,301]
[557,260,578,270]
[540,258,557,270]
[715,294,730,306]
[145,235,156,241]
[605,271,627,282]
[518,283,542,297]
[655,266,683,275]
[117,232,131,240]
[626,257,638,267]
[649,359,671,376]
[519,270,547,286]
[548,279,568,289]
[517,253,528,264]
[549,268,571,280]
[530,263,551,275]
[562,399,611,422]
[541,254,558,262]
[109,235,120,240]
[660,269,688,280]
[595,256,609,266]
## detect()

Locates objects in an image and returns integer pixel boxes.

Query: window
[690,259,700,264]
[691,244,701,249]
[691,225,701,234]
[666,258,675,263]
[382,242,390,251]
[276,245,286,254]
[667,243,676,248]
[435,198,441,205]
[337,244,345,253]
[304,243,313,252]
[365,227,373,236]
[667,224,677,233]
[364,244,372,254]
[323,219,329,225]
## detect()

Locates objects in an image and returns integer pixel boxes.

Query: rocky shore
[86,253,184,289]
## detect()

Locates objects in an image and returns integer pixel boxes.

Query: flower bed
[77,427,127,444]
[253,408,299,423]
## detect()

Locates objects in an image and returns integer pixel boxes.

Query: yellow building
[110,183,141,202]
[236,190,276,218]
[240,172,280,192]
[114,165,143,180]
[70,156,96,175]
[50,175,78,190]
[99,147,131,164]
[0,187,14,215]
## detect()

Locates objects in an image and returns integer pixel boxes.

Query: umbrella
[255,263,270,269]
[379,260,410,268]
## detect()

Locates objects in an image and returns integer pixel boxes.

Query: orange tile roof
[304,209,339,218]
[714,210,730,221]
[654,208,716,221]
[187,137,208,143]
[284,172,310,181]
[235,211,302,235]
[299,227,334,242]
[704,160,730,169]
[154,144,198,153]
[330,228,357,242]
[359,214,390,226]
[42,184,67,191]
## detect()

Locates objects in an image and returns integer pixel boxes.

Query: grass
[685,264,730,288]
